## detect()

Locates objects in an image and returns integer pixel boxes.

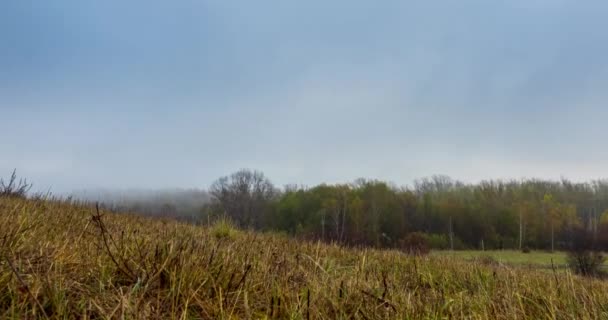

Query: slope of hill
[1,197,607,319]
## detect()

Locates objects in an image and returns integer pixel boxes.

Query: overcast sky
[2,1,608,194]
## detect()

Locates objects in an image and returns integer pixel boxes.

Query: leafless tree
[209,169,278,228]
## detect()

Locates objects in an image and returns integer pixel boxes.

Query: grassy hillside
[1,197,608,319]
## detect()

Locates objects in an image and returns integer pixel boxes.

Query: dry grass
[2,197,608,319]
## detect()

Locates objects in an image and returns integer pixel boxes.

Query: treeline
[205,169,608,251]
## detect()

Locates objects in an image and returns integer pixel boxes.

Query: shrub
[0,169,32,198]
[211,218,237,240]
[476,255,499,266]
[424,233,449,249]
[423,233,465,250]
[567,251,605,277]
[566,226,605,277]
[398,232,430,256]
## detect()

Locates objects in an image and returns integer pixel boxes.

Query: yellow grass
[1,197,608,319]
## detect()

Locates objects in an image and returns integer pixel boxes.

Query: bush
[566,226,605,277]
[0,169,32,198]
[398,232,430,256]
[424,233,449,249]
[423,233,465,250]
[567,251,605,277]
[211,218,237,240]
[476,255,499,266]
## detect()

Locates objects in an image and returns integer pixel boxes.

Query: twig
[358,309,370,320]
[551,258,561,295]
[306,288,310,320]
[2,253,50,320]
[381,272,389,300]
[92,203,135,280]
[361,290,397,312]
[234,264,252,290]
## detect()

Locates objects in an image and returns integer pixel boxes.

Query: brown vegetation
[2,197,608,319]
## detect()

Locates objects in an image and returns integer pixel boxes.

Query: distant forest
[84,169,608,251]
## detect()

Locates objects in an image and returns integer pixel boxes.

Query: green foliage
[424,233,465,250]
[211,217,237,240]
[209,170,608,252]
[424,233,449,249]
[432,250,575,267]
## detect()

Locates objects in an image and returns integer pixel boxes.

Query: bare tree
[209,169,278,228]
[326,186,349,243]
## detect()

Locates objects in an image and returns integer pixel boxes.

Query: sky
[2,1,608,194]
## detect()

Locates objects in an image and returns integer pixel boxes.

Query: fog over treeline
[64,168,608,252]
[73,188,211,220]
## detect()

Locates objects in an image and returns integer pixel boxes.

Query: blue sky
[2,1,608,193]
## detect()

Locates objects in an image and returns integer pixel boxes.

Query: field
[2,197,608,319]
[431,250,570,268]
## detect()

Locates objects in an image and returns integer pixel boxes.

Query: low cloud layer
[2,1,608,192]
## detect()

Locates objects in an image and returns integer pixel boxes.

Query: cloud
[2,0,608,192]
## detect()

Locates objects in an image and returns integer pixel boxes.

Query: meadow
[431,250,571,268]
[2,197,608,319]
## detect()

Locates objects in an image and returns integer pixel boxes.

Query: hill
[1,197,607,319]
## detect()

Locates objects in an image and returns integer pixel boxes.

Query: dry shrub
[566,226,605,277]
[476,255,500,266]
[0,169,32,198]
[398,232,430,256]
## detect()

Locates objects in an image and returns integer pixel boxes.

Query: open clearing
[2,197,608,319]
[431,250,570,267]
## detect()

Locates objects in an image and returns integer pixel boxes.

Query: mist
[72,188,211,220]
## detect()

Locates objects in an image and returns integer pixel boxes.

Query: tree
[517,201,530,250]
[319,184,350,243]
[209,169,278,228]
[543,194,558,252]
[348,195,365,244]
[207,173,608,251]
